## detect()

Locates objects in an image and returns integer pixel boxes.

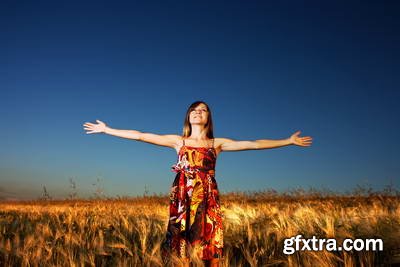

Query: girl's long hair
[182,101,214,138]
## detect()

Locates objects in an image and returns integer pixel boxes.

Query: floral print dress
[162,138,224,261]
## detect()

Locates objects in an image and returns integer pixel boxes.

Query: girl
[83,101,312,267]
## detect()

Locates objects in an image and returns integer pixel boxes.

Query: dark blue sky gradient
[1,1,399,200]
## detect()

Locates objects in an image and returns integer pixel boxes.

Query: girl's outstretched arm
[83,120,180,149]
[217,131,312,152]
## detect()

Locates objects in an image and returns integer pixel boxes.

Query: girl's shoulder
[213,137,233,147]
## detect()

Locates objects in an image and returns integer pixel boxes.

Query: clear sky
[1,1,399,200]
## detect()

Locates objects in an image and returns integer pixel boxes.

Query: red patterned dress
[162,138,224,261]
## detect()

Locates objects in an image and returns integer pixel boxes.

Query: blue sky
[1,1,399,200]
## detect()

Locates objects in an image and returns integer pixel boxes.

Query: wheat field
[0,190,399,266]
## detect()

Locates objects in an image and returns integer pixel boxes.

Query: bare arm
[83,120,181,149]
[218,138,292,151]
[217,131,312,152]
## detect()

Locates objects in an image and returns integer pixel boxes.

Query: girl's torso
[172,138,217,173]
[175,137,220,157]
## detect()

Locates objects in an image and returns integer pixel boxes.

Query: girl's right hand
[83,120,107,134]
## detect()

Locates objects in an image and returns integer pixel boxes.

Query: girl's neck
[189,125,208,140]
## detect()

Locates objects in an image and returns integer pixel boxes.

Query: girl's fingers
[83,121,102,134]
[83,122,100,127]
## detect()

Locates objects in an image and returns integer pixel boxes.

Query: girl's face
[189,103,209,126]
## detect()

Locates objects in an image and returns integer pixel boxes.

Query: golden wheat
[0,194,399,266]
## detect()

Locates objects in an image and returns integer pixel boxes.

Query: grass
[0,188,399,266]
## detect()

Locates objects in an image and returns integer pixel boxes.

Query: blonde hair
[182,101,214,138]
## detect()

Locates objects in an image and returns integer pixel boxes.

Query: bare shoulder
[214,137,257,152]
[165,134,183,147]
[138,133,182,150]
[214,137,234,147]
[169,135,184,153]
[214,137,234,154]
[164,134,182,140]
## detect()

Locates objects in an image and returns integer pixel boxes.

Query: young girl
[83,101,312,267]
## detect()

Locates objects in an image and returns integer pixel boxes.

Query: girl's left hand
[290,131,313,147]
